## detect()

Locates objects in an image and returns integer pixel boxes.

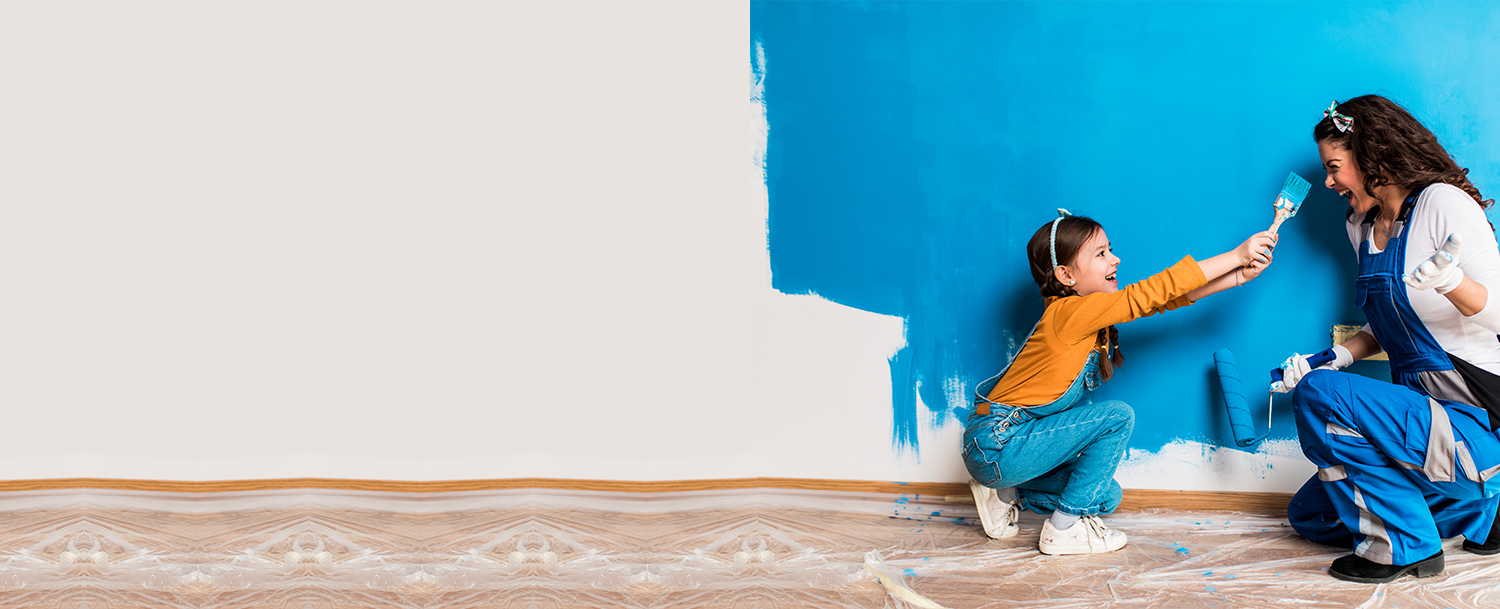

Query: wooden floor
[0,487,1494,608]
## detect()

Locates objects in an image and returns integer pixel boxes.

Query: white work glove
[1403,233,1464,294]
[1271,344,1354,393]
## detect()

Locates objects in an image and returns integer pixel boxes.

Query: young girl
[963,210,1276,554]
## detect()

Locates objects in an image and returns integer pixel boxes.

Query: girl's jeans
[961,354,1134,516]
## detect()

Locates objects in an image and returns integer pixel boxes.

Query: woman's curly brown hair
[1315,95,1492,211]
[1026,216,1124,382]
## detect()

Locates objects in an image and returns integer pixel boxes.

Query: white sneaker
[1038,515,1127,555]
[969,479,1020,539]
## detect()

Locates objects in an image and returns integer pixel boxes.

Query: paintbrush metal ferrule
[1274,195,1295,214]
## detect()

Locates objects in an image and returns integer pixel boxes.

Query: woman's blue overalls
[1290,194,1500,565]
[962,330,1135,517]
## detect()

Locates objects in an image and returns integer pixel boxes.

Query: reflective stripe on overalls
[1295,194,1500,564]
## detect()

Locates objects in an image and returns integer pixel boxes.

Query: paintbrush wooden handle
[1268,213,1289,235]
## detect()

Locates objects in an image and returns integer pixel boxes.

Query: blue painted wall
[752,1,1500,457]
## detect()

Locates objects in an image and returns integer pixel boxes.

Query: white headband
[1048,208,1073,270]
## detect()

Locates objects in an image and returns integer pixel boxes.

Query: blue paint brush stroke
[753,1,1500,457]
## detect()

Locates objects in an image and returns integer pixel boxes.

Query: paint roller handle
[1268,348,1337,385]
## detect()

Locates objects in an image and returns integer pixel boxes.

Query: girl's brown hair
[1026,216,1124,381]
[1315,95,1492,211]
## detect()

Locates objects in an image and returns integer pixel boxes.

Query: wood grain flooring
[0,487,1488,608]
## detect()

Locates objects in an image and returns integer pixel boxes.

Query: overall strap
[972,321,1040,416]
[1359,196,1419,243]
[1357,191,1453,378]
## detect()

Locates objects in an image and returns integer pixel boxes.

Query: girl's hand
[1240,256,1271,283]
[1235,231,1278,266]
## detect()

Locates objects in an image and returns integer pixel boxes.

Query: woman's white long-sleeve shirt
[1345,183,1500,374]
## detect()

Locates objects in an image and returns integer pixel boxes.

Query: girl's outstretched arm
[1187,260,1267,301]
[1186,231,1278,301]
[1048,231,1273,340]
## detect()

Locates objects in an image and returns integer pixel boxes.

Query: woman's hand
[1270,345,1354,393]
[1403,233,1464,293]
[1235,231,1279,266]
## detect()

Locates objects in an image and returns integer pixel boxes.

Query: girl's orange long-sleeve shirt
[985,256,1209,408]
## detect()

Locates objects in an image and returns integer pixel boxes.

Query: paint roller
[1213,349,1269,447]
[1214,348,1339,447]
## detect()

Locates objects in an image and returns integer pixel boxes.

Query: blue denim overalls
[962,328,1135,517]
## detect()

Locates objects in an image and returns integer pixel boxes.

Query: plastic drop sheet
[0,488,1496,607]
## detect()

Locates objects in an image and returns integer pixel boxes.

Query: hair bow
[1325,101,1354,133]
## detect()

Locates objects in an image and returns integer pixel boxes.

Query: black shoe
[1328,550,1444,583]
[1463,512,1500,555]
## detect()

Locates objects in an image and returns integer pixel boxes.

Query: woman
[1275,95,1500,583]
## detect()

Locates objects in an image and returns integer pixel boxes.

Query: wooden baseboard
[0,477,1291,513]
[1115,489,1291,514]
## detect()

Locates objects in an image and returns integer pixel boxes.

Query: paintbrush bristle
[1280,172,1311,209]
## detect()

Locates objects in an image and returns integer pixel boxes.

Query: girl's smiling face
[1318,139,1374,214]
[1057,228,1120,296]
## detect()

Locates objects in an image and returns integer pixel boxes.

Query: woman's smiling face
[1318,139,1374,214]
[1059,228,1120,296]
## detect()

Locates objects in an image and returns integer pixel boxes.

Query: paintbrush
[1268,172,1312,235]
